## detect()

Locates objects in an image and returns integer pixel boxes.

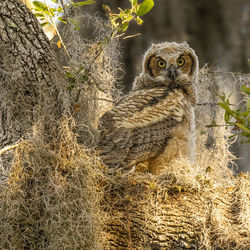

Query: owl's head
[142,41,199,84]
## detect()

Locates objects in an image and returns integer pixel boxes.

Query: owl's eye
[157,59,166,69]
[177,58,185,67]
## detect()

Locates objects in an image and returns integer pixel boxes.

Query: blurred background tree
[88,0,249,90]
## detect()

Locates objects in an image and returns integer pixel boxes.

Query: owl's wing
[110,87,186,128]
[98,87,186,169]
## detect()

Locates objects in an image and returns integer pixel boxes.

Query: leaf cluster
[207,86,250,143]
[32,0,154,92]
[104,0,154,34]
[32,0,154,59]
[33,0,95,26]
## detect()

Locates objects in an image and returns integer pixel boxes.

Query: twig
[213,70,250,76]
[122,33,141,40]
[197,102,218,106]
[96,98,114,103]
[0,144,18,155]
[197,102,237,107]
[59,0,68,22]
[206,124,235,128]
[52,17,71,60]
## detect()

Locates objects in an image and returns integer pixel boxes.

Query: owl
[98,42,199,174]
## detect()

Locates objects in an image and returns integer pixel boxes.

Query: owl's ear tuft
[181,41,188,46]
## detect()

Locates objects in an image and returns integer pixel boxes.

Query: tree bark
[103,174,249,249]
[0,0,70,178]
[102,69,250,249]
[0,0,69,145]
[0,2,102,249]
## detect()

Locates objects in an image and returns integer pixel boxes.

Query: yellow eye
[157,59,166,68]
[177,58,185,67]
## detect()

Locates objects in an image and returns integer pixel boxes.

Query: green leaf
[235,123,250,134]
[218,102,230,112]
[49,8,56,17]
[34,13,45,17]
[40,22,49,27]
[131,0,138,6]
[69,82,75,90]
[206,124,217,128]
[224,112,230,123]
[136,16,143,25]
[58,16,67,24]
[200,130,206,135]
[72,1,96,7]
[124,9,130,15]
[241,111,250,117]
[66,72,75,79]
[247,99,250,112]
[241,132,250,138]
[219,94,225,103]
[10,22,17,29]
[241,85,250,95]
[122,21,129,32]
[33,1,49,12]
[137,0,154,16]
[129,0,138,6]
[57,6,64,13]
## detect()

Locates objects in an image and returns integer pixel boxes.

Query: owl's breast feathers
[98,84,195,169]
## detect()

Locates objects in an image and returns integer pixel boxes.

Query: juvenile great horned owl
[98,42,199,173]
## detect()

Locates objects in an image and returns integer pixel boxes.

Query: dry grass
[54,13,123,146]
[0,13,117,249]
[0,117,108,249]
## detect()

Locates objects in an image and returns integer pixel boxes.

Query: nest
[0,117,107,249]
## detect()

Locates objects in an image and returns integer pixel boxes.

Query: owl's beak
[166,65,177,81]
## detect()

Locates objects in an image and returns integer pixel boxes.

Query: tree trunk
[103,173,250,249]
[0,1,249,249]
[0,2,103,249]
[0,0,71,181]
[0,0,70,148]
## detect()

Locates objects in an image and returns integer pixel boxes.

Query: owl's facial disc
[145,49,197,84]
[156,58,178,82]
[147,56,183,82]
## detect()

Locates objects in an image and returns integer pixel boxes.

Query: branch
[0,144,18,155]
